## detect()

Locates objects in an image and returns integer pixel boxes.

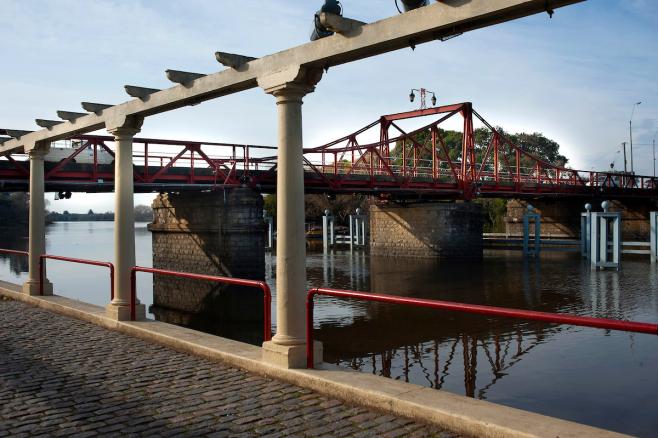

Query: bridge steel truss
[2,102,655,200]
[301,102,658,199]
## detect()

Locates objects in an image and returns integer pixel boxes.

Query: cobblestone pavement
[0,299,459,437]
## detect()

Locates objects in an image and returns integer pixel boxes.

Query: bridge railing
[40,255,114,298]
[305,287,658,369]
[130,266,272,338]
[4,129,658,195]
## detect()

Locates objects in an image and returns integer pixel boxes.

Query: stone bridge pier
[369,202,483,259]
[148,188,265,345]
[506,199,658,240]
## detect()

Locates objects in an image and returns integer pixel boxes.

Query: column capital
[106,115,144,138]
[258,65,323,101]
[26,144,49,160]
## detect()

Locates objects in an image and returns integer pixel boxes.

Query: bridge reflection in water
[311,253,558,399]
[298,250,658,435]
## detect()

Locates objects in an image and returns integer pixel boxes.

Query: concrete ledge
[0,283,628,438]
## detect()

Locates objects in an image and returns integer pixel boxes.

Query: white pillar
[106,120,146,321]
[329,216,335,246]
[23,145,53,296]
[259,67,322,368]
[264,214,273,250]
[591,207,622,271]
[322,211,329,253]
[651,212,657,264]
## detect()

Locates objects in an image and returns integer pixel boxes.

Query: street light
[310,0,343,41]
[653,128,658,179]
[629,101,641,174]
[409,88,437,109]
[396,0,429,13]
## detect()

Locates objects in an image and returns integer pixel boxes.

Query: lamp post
[652,128,658,179]
[409,88,437,109]
[629,101,641,174]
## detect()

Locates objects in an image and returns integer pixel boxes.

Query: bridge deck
[0,298,454,437]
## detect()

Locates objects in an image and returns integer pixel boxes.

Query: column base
[22,280,53,296]
[262,340,323,369]
[105,303,146,321]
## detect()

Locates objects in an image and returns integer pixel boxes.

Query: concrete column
[22,145,53,296]
[106,119,146,321]
[258,66,323,368]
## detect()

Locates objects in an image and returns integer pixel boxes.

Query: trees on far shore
[44,205,154,223]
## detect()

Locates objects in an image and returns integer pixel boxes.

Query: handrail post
[130,268,136,321]
[109,264,115,301]
[306,289,316,369]
[260,282,272,342]
[39,256,44,296]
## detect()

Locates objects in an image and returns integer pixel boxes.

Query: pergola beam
[0,0,584,153]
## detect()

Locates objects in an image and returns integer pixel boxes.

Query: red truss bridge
[1,102,656,200]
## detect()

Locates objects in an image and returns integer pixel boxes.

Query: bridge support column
[508,199,657,241]
[106,118,146,321]
[22,145,53,296]
[370,202,483,258]
[581,203,593,259]
[590,203,622,271]
[258,66,323,368]
[149,189,265,344]
[522,206,541,257]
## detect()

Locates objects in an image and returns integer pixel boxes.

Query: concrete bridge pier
[148,189,266,344]
[106,118,146,321]
[369,202,483,259]
[22,144,53,296]
[257,66,323,368]
[507,199,658,241]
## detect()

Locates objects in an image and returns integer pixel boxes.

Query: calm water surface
[1,222,657,436]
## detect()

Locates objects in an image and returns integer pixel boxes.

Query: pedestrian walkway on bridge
[0,298,455,437]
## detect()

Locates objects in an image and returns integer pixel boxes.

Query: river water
[1,222,657,436]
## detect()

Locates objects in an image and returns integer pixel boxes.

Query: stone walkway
[0,299,457,437]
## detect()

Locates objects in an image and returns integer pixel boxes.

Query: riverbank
[0,298,454,437]
[0,283,627,437]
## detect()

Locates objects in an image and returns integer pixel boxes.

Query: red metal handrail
[306,287,658,369]
[130,266,272,339]
[0,248,29,257]
[39,255,114,298]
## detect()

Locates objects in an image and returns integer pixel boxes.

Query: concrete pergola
[1,0,583,368]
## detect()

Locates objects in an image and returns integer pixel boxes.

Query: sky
[1,0,657,213]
